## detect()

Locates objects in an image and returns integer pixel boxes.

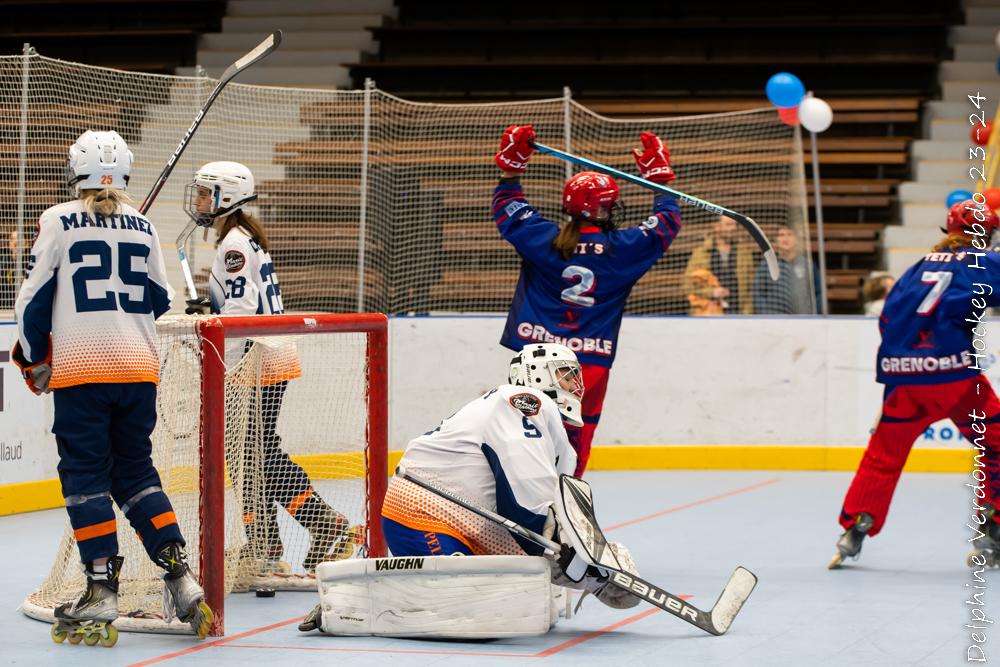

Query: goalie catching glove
[632,131,676,184]
[495,125,536,173]
[11,339,52,395]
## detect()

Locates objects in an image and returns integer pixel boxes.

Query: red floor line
[215,605,668,659]
[534,606,664,657]
[603,477,782,532]
[127,615,304,667]
[127,478,775,664]
[217,644,532,658]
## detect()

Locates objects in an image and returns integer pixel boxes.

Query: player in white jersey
[13,131,212,645]
[378,342,639,608]
[184,162,357,573]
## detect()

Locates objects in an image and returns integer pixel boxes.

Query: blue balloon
[946,189,974,208]
[766,72,806,108]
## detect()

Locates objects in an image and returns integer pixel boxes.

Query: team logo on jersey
[642,215,659,229]
[510,392,541,416]
[504,201,527,217]
[224,250,246,273]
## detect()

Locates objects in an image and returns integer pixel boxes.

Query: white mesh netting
[0,53,811,317]
[21,315,378,632]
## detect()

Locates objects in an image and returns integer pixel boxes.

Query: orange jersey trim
[50,370,159,389]
[285,489,313,516]
[74,519,117,542]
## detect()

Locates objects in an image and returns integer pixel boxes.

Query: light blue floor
[0,470,984,666]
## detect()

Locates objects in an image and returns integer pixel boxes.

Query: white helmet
[509,343,585,427]
[66,130,133,194]
[184,161,257,227]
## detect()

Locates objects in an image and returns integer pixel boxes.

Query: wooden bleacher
[0,0,225,73]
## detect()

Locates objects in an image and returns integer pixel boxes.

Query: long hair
[932,233,974,253]
[79,188,133,217]
[216,209,269,251]
[552,218,583,260]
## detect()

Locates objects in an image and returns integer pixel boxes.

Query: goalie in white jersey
[13,130,212,643]
[298,343,640,638]
[381,343,584,557]
[184,162,357,573]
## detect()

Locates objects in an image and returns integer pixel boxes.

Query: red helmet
[562,172,620,221]
[945,199,1000,236]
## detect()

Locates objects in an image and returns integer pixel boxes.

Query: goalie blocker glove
[632,131,676,183]
[495,125,536,173]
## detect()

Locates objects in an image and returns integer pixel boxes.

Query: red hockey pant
[564,363,610,477]
[840,376,1000,536]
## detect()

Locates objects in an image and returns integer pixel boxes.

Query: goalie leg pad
[314,555,563,638]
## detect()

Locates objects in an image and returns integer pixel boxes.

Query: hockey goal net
[21,313,388,636]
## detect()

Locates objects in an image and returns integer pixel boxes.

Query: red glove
[632,131,676,183]
[495,125,536,173]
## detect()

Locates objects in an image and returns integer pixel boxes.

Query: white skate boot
[51,556,123,647]
[156,543,215,639]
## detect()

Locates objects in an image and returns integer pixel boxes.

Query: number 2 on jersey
[916,271,952,315]
[561,265,596,307]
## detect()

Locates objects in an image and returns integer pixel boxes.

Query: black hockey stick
[398,467,757,636]
[529,141,780,281]
[139,30,283,299]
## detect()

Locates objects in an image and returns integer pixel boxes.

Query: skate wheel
[83,633,100,646]
[193,601,214,640]
[827,553,844,570]
[67,632,83,645]
[99,626,118,647]
[50,624,67,644]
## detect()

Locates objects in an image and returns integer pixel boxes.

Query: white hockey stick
[139,31,282,300]
[398,467,757,636]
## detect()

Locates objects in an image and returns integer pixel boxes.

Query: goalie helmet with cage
[562,172,623,230]
[509,343,584,427]
[65,130,133,194]
[185,161,258,227]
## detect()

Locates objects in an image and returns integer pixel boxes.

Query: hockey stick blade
[606,566,756,636]
[175,220,199,301]
[530,141,780,281]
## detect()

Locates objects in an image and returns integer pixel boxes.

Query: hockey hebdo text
[967,91,993,664]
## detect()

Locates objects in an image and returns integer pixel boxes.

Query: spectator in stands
[862,271,895,316]
[684,268,727,315]
[752,224,821,314]
[684,215,753,314]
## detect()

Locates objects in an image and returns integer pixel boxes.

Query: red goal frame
[196,313,389,635]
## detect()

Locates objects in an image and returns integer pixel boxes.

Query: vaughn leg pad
[315,555,563,638]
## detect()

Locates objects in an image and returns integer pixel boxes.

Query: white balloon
[799,96,833,133]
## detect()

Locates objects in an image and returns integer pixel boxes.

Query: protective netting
[0,52,811,317]
[22,315,376,632]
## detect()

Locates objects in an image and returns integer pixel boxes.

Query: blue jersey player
[492,125,682,475]
[830,199,1000,569]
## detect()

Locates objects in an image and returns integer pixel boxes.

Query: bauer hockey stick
[530,141,780,281]
[398,467,757,636]
[139,30,283,300]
